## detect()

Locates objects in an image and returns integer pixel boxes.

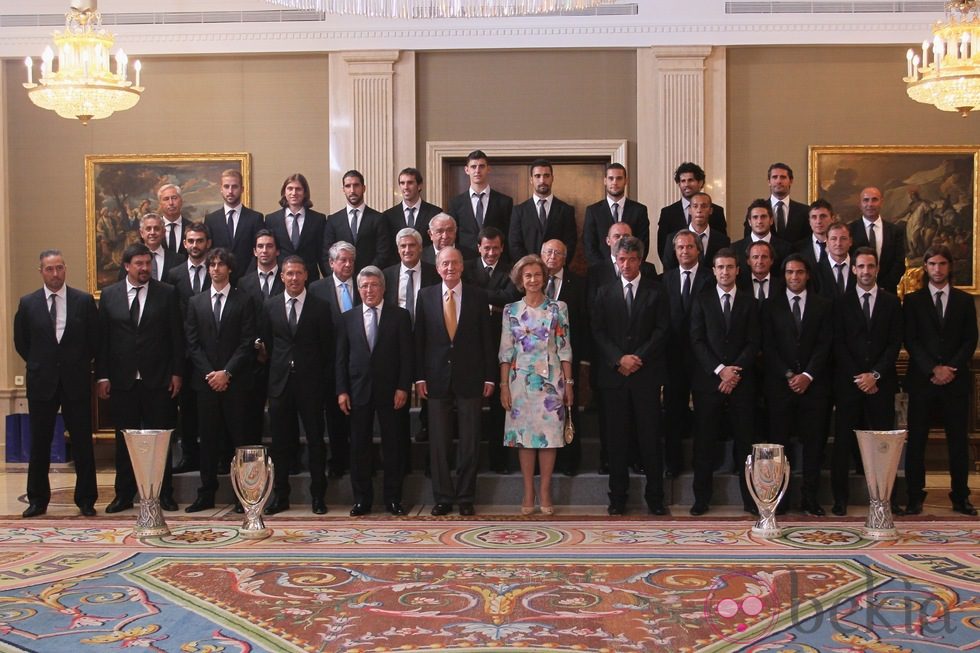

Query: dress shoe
[664,468,677,479]
[349,503,371,517]
[264,496,290,515]
[521,505,537,516]
[172,457,198,474]
[492,465,512,475]
[743,504,760,517]
[311,498,328,515]
[562,466,579,477]
[891,503,905,516]
[903,501,923,515]
[648,503,668,516]
[184,497,215,513]
[233,501,245,514]
[328,466,346,479]
[386,502,406,516]
[459,503,475,516]
[630,462,646,474]
[414,428,429,443]
[689,502,709,516]
[217,461,230,475]
[430,503,452,516]
[951,499,978,516]
[802,502,826,517]
[79,504,96,517]
[105,497,134,513]
[159,496,179,511]
[540,505,555,516]
[831,503,847,517]
[22,503,47,518]
[598,461,610,475]
[607,504,625,516]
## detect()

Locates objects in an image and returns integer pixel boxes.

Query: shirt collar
[362,301,383,314]
[401,261,421,274]
[347,203,365,212]
[787,288,807,301]
[751,232,772,243]
[44,285,66,300]
[334,274,352,287]
[285,288,307,304]
[211,284,229,299]
[928,282,950,295]
[287,207,305,218]
[258,265,278,277]
[126,279,145,293]
[858,285,879,299]
[442,282,461,296]
[403,199,421,211]
[716,285,736,300]
[223,203,243,213]
[680,262,699,276]
[863,216,883,229]
[470,187,490,198]
[621,272,641,289]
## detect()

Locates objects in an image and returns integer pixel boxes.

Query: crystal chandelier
[23,0,143,125]
[903,0,980,117]
[265,0,614,18]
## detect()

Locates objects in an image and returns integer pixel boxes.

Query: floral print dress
[498,298,573,448]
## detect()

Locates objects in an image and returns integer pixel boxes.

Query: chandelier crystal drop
[903,0,980,117]
[265,0,614,18]
[23,0,143,125]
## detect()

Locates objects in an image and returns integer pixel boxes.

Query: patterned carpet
[0,516,977,652]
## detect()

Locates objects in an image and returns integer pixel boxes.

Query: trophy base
[238,527,271,540]
[134,499,170,539]
[863,526,898,541]
[751,525,783,539]
[133,524,171,538]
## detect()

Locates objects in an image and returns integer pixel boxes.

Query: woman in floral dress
[499,255,574,515]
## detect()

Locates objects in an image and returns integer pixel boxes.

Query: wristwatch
[871,371,881,380]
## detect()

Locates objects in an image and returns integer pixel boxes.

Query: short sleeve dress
[498,297,573,448]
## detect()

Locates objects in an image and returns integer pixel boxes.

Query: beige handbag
[563,411,575,445]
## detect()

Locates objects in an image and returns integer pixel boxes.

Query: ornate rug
[0,518,977,652]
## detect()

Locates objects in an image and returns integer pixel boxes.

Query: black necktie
[475,192,486,225]
[49,294,57,330]
[754,278,765,301]
[261,272,271,297]
[405,269,416,323]
[406,206,416,228]
[227,209,235,242]
[538,199,547,229]
[625,282,634,317]
[130,286,142,327]
[288,297,298,334]
[350,208,359,241]
[868,222,877,254]
[935,290,944,326]
[862,292,872,329]
[817,240,828,265]
[835,263,845,295]
[775,201,785,233]
[722,292,732,331]
[792,295,802,334]
[612,202,620,223]
[168,222,177,252]
[289,213,301,249]
[682,270,692,309]
[191,265,202,294]
[213,293,223,327]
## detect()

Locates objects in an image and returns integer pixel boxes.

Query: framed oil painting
[808,145,978,293]
[85,152,251,296]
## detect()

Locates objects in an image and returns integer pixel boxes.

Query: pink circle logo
[703,572,780,644]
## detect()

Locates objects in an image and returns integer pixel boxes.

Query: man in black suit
[509,159,577,261]
[689,248,760,516]
[119,213,179,282]
[657,162,727,262]
[661,192,731,271]
[446,150,514,252]
[848,187,906,294]
[324,170,392,273]
[797,199,834,295]
[820,222,856,299]
[761,255,833,515]
[14,250,99,518]
[462,226,518,474]
[732,199,792,282]
[204,168,264,285]
[591,236,669,515]
[583,163,651,268]
[744,163,811,245]
[96,243,183,513]
[265,173,327,282]
[661,230,712,477]
[903,245,978,516]
[157,183,190,260]
[183,248,257,513]
[261,256,335,515]
[830,247,903,515]
[423,213,477,264]
[382,167,442,255]
[415,247,496,516]
[743,241,784,302]
[337,266,415,517]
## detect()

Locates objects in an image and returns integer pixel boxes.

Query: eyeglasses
[542,249,565,257]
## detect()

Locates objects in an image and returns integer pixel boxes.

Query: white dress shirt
[44,285,67,342]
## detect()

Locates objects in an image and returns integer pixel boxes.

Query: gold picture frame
[85,152,252,297]
[808,145,979,293]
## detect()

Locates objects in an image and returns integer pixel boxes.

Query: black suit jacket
[14,287,99,401]
[832,287,902,400]
[447,189,514,252]
[743,199,811,244]
[732,234,792,279]
[184,287,256,391]
[265,208,327,281]
[848,219,906,293]
[508,196,577,262]
[662,265,712,357]
[591,275,669,390]
[657,200,727,264]
[383,262,440,315]
[238,268,285,312]
[204,206,264,283]
[414,283,496,399]
[661,228,731,271]
[383,201,442,253]
[165,261,212,314]
[760,291,833,396]
[96,279,184,391]
[462,258,519,309]
[324,206,393,273]
[584,198,651,267]
[336,304,414,406]
[903,286,978,396]
[260,292,335,399]
[689,287,760,393]
[162,217,190,259]
[554,270,591,370]
[422,244,478,265]
[813,256,857,300]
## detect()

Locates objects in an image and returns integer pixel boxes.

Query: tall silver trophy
[230,445,275,539]
[122,429,173,538]
[855,429,907,540]
[745,443,791,538]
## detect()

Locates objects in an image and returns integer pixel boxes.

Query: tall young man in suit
[14,251,99,518]
[261,256,335,515]
[265,173,327,282]
[848,186,906,294]
[183,248,257,513]
[324,170,392,273]
[204,168,264,284]
[661,192,731,271]
[657,162,727,262]
[903,245,978,516]
[157,183,190,260]
[337,266,415,517]
[732,199,792,282]
[830,247,903,515]
[447,150,514,253]
[591,236,669,516]
[415,247,496,516]
[583,163,651,268]
[822,222,856,299]
[383,167,442,254]
[749,163,811,245]
[97,243,183,513]
[509,159,577,261]
[797,199,835,295]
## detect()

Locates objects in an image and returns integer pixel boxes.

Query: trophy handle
[775,458,791,507]
[258,456,275,509]
[230,456,242,499]
[744,454,763,506]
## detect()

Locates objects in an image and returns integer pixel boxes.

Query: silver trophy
[230,445,275,539]
[122,429,173,538]
[745,443,791,538]
[855,429,907,540]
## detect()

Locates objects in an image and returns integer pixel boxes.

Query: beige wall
[726,45,979,227]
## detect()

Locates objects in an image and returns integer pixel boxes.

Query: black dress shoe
[172,457,198,474]
[105,497,134,513]
[387,502,407,516]
[831,503,847,516]
[264,497,290,515]
[22,503,47,518]
[233,501,245,514]
[743,504,760,516]
[184,497,215,513]
[891,503,906,517]
[630,462,646,474]
[802,502,826,517]
[311,498,328,515]
[648,503,668,516]
[328,467,346,479]
[607,504,625,516]
[414,428,429,443]
[562,466,579,477]
[903,501,923,515]
[598,461,610,475]
[951,499,978,516]
[79,504,96,517]
[690,502,709,516]
[664,468,676,479]
[431,503,452,516]
[160,496,179,511]
[459,503,475,516]
[349,503,371,517]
